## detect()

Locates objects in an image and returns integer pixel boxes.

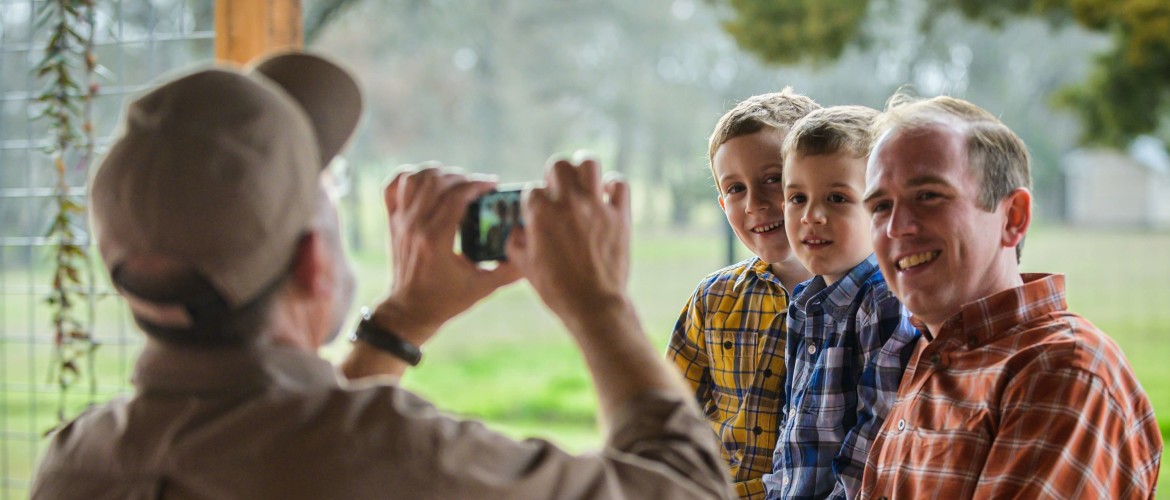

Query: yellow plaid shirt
[667,257,789,499]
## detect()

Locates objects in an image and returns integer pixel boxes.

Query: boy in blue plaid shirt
[763,106,918,499]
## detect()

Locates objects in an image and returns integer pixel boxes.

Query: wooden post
[215,0,303,65]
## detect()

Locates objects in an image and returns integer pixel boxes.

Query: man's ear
[1001,187,1032,249]
[290,231,332,298]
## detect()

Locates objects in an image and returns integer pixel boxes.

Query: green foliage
[34,0,99,423]
[720,0,1170,148]
[722,0,869,66]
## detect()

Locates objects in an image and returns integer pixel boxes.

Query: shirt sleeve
[666,286,714,416]
[388,387,735,499]
[832,290,914,499]
[971,366,1161,499]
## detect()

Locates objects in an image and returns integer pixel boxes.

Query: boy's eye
[828,193,848,203]
[788,194,806,204]
[724,184,744,195]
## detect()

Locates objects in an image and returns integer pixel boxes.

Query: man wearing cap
[857,94,1161,498]
[31,52,732,499]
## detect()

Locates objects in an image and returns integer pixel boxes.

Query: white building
[1064,136,1170,228]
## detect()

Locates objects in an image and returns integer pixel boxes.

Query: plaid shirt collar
[741,256,784,289]
[793,254,881,322]
[910,273,1066,349]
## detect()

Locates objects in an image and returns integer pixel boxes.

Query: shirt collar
[927,273,1067,348]
[747,256,772,278]
[133,338,341,396]
[794,254,881,321]
[739,256,784,287]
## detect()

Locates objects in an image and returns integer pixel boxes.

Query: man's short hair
[112,261,289,347]
[708,88,821,169]
[782,105,880,163]
[873,92,1032,259]
[874,93,1032,211]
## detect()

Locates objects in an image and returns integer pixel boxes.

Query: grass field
[2,224,1169,498]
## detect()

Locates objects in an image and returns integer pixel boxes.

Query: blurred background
[2,0,1168,497]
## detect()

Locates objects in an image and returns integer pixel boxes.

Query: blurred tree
[309,0,746,230]
[303,0,1107,230]
[721,0,1170,148]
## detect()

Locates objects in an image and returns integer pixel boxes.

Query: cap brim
[249,52,363,169]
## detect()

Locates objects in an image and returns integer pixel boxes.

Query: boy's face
[714,131,793,268]
[783,152,873,285]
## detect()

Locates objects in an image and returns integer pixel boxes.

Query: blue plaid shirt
[763,255,918,500]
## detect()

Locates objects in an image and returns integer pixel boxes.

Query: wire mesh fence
[0,1,212,497]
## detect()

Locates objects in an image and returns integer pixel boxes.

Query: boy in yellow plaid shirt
[667,89,818,499]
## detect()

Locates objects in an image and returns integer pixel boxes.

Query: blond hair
[708,88,821,169]
[782,105,879,163]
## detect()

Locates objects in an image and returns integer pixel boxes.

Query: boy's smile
[714,130,799,272]
[783,152,873,285]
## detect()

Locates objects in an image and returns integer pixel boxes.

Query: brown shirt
[860,274,1162,499]
[32,341,733,499]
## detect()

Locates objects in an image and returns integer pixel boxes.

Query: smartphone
[460,187,523,262]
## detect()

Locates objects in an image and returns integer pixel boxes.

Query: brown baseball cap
[90,52,362,328]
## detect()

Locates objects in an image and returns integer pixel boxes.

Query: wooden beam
[215,0,303,65]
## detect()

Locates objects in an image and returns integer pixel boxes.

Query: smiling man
[857,94,1162,498]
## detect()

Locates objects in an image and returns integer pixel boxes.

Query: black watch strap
[350,307,422,366]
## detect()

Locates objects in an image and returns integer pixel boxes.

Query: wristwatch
[350,306,423,366]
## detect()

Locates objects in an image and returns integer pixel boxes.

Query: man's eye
[763,176,782,184]
[918,191,940,201]
[869,201,891,214]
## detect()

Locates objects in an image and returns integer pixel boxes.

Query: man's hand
[506,154,690,422]
[378,164,521,342]
[506,155,630,328]
[343,164,521,380]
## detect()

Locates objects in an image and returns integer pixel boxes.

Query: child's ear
[1001,187,1031,248]
[717,195,725,211]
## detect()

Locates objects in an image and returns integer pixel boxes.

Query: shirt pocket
[790,346,856,431]
[871,426,992,498]
[707,330,759,399]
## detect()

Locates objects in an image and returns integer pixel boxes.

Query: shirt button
[968,336,978,349]
[764,368,773,377]
[897,419,906,431]
[753,426,763,435]
[807,344,817,355]
[930,353,942,364]
[783,475,790,485]
[723,340,733,350]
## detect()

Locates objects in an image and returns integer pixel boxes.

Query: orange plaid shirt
[860,274,1162,499]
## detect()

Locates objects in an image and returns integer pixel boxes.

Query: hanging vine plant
[35,0,99,423]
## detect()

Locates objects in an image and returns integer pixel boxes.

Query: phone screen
[461,188,523,262]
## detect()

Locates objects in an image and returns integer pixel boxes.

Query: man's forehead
[865,124,967,197]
